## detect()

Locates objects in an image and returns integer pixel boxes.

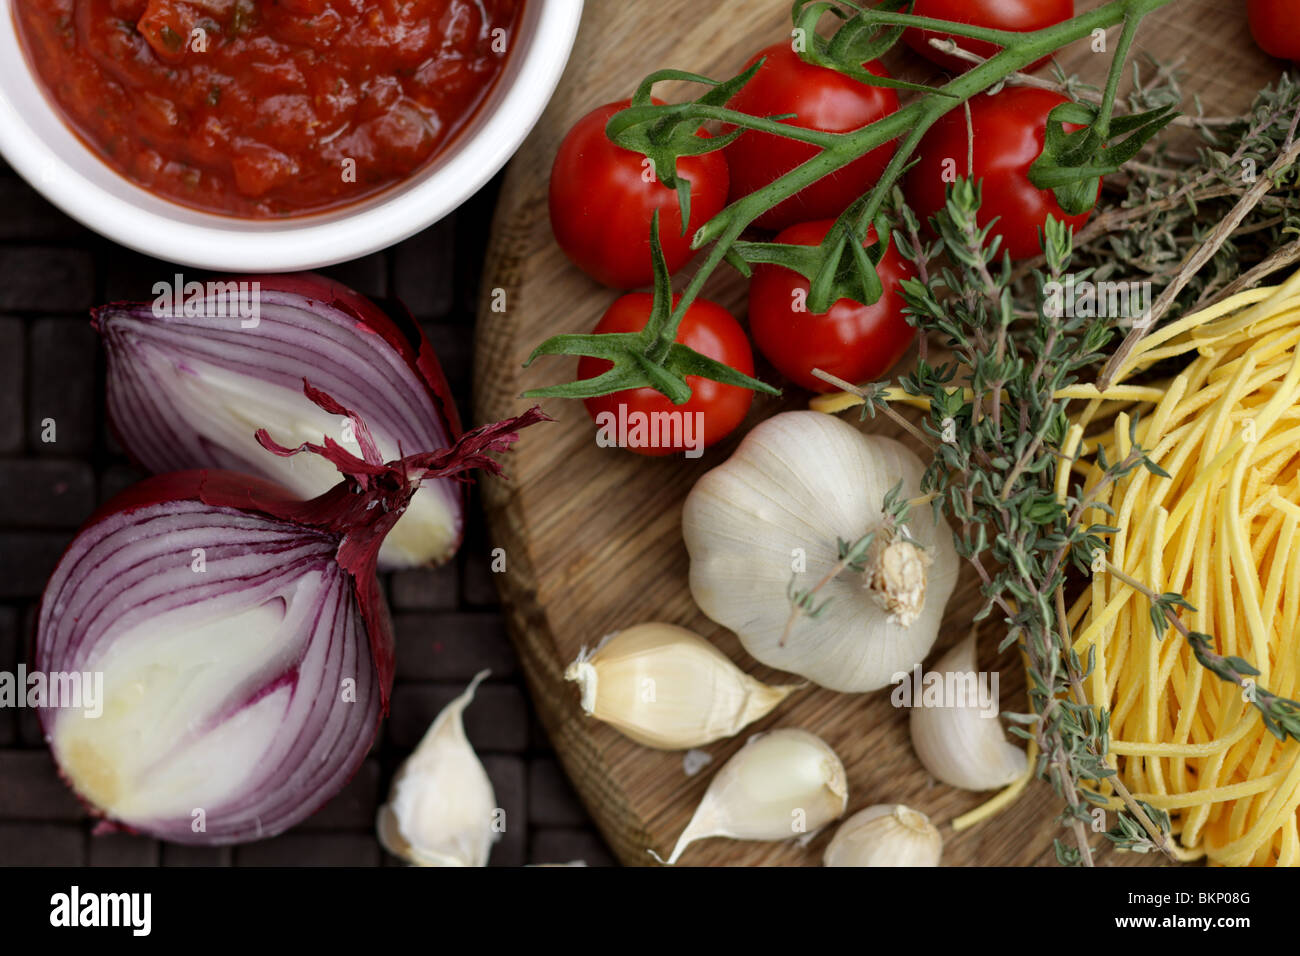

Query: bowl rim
[0,0,582,272]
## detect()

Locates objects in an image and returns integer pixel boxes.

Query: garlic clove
[823,804,942,867]
[657,728,848,865]
[909,635,1027,791]
[683,411,960,692]
[376,669,498,867]
[564,623,798,750]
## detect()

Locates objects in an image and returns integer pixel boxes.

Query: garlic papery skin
[823,804,942,867]
[565,623,798,750]
[909,635,1026,791]
[866,536,933,627]
[657,728,847,865]
[683,411,959,692]
[377,670,497,866]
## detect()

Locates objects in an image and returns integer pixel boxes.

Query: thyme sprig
[1098,91,1300,386]
[869,166,1300,863]
[811,73,1300,864]
[1107,564,1300,742]
[869,181,1177,864]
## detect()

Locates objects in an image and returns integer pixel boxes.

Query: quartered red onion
[94,273,463,571]
[37,387,544,844]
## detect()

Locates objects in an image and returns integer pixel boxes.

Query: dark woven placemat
[0,160,613,867]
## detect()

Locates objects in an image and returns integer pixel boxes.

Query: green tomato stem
[1095,11,1147,139]
[685,106,843,146]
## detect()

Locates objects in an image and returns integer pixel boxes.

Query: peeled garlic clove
[909,635,1026,791]
[657,728,847,865]
[683,411,960,692]
[565,622,798,750]
[824,804,942,867]
[377,670,497,866]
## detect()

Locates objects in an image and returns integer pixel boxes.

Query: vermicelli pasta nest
[1069,271,1300,866]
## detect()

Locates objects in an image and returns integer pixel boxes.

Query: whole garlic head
[683,412,959,692]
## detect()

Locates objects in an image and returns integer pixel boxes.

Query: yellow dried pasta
[1070,270,1300,866]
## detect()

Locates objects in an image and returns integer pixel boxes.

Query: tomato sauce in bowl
[12,0,523,218]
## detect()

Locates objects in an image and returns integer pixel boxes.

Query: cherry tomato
[748,219,915,392]
[903,0,1074,73]
[578,295,756,456]
[723,43,899,231]
[905,87,1096,261]
[1248,0,1300,60]
[549,100,729,289]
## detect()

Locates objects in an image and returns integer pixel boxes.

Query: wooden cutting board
[473,0,1280,866]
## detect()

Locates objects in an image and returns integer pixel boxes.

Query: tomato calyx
[789,0,953,97]
[603,65,763,232]
[1028,98,1177,216]
[735,207,899,311]
[1024,7,1177,216]
[524,213,779,404]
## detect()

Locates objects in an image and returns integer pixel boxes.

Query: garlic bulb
[909,634,1026,790]
[656,728,847,865]
[683,411,959,692]
[823,804,942,867]
[376,670,498,866]
[565,622,798,750]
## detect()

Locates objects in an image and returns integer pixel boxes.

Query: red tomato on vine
[723,42,900,231]
[578,294,756,456]
[1248,0,1300,60]
[903,0,1075,73]
[549,100,729,289]
[748,219,915,393]
[905,87,1097,261]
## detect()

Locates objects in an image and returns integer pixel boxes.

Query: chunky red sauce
[14,0,522,217]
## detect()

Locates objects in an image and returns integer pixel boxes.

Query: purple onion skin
[93,273,464,570]
[34,385,544,846]
[37,480,384,845]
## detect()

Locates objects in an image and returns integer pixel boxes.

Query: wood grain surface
[473,0,1282,866]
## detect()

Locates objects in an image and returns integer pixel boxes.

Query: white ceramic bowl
[0,0,582,271]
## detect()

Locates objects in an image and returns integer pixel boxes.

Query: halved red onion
[37,388,544,844]
[94,273,463,571]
